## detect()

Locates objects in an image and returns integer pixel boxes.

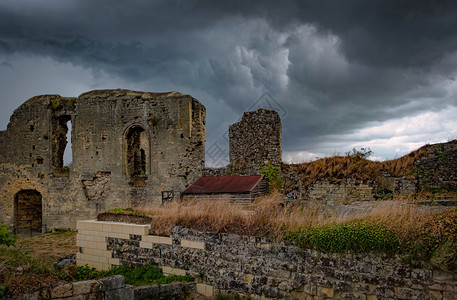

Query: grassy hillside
[282,140,457,191]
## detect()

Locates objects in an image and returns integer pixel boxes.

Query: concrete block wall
[76,220,214,297]
[76,221,207,275]
[77,220,457,299]
[76,220,150,270]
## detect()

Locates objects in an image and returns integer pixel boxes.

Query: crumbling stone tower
[0,89,206,232]
[229,108,282,174]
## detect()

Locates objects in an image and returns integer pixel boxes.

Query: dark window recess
[14,190,42,234]
[126,126,148,178]
[36,157,44,164]
[162,190,174,203]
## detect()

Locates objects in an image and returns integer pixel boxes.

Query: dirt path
[15,231,77,267]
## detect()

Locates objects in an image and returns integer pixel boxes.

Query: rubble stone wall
[76,220,457,299]
[228,109,282,175]
[13,275,195,300]
[415,141,457,190]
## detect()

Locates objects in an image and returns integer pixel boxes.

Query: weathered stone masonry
[229,108,282,174]
[0,89,206,231]
[77,220,457,299]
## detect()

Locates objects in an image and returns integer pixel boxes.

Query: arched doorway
[14,190,42,234]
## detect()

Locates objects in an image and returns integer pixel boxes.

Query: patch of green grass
[106,207,148,217]
[0,247,58,298]
[0,247,48,272]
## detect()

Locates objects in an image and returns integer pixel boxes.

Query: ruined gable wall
[71,90,206,209]
[0,95,57,166]
[0,90,206,230]
[0,95,71,228]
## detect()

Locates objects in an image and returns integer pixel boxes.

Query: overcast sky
[1,0,457,166]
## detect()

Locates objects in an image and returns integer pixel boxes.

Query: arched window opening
[125,125,149,186]
[52,115,71,176]
[14,190,42,235]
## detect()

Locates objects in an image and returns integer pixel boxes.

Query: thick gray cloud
[1,0,457,164]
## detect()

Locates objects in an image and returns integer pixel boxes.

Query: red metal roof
[182,175,264,194]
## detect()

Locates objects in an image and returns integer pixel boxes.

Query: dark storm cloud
[1,0,457,160]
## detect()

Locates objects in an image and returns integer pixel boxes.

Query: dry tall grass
[138,194,446,240]
[348,202,430,241]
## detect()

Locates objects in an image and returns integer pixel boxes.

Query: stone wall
[5,275,195,300]
[77,220,457,299]
[415,141,457,190]
[228,109,282,175]
[0,89,206,230]
[307,180,374,203]
[281,173,418,203]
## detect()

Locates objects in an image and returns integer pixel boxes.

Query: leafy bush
[259,161,283,193]
[346,147,372,160]
[49,97,62,110]
[0,222,16,247]
[374,189,394,200]
[285,220,401,255]
[0,285,7,297]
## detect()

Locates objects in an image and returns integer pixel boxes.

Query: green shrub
[49,97,62,110]
[0,222,16,247]
[76,264,100,281]
[285,220,401,255]
[259,161,283,193]
[0,285,8,297]
[374,189,394,200]
[148,114,159,126]
[346,147,372,160]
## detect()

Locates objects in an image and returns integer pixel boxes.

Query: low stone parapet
[76,220,457,299]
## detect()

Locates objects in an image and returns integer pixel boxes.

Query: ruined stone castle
[0,89,283,233]
[1,89,456,233]
[0,90,206,232]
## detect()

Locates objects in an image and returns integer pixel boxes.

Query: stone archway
[14,190,42,234]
